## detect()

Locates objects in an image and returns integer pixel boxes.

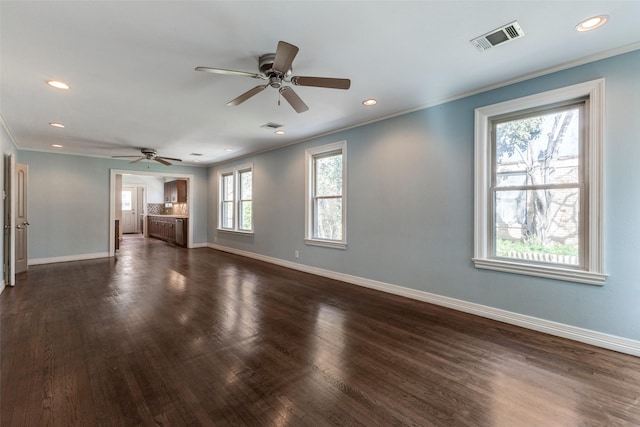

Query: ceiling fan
[112,148,182,166]
[195,41,351,113]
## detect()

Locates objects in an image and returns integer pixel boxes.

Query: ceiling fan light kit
[196,41,351,113]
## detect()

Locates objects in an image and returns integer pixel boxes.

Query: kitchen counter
[147,214,188,218]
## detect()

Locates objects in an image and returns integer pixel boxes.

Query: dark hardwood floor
[2,235,639,426]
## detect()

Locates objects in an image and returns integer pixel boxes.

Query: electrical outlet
[294,250,299,259]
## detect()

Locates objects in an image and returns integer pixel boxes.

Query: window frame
[473,79,606,285]
[217,162,254,234]
[305,141,347,249]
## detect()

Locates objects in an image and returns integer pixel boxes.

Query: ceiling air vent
[470,21,525,52]
[261,122,283,130]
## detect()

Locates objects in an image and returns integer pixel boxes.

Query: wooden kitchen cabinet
[164,180,187,203]
[147,216,177,243]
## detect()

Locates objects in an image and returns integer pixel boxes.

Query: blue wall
[16,151,209,259]
[211,50,640,341]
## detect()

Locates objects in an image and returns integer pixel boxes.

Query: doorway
[3,156,29,288]
[15,163,28,273]
[121,186,144,234]
[109,169,194,256]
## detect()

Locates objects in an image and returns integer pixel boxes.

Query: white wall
[122,174,165,203]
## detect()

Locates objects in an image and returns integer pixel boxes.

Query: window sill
[217,228,254,237]
[305,239,347,250]
[472,258,607,286]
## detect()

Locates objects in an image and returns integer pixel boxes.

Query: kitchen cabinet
[147,216,176,243]
[164,180,187,203]
[147,215,187,247]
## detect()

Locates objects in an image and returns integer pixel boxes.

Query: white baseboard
[0,279,5,295]
[208,243,640,357]
[189,242,209,249]
[29,252,110,266]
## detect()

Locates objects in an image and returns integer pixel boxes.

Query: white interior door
[15,163,28,274]
[3,155,13,285]
[121,186,138,233]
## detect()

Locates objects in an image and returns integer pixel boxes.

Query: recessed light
[47,80,70,90]
[575,15,608,32]
[363,98,378,106]
[51,144,63,148]
[224,148,234,152]
[193,159,201,163]
[274,130,286,135]
[49,122,65,128]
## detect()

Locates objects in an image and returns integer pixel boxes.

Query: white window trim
[305,141,347,249]
[473,79,607,285]
[217,162,254,235]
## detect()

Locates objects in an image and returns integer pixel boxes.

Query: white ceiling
[1,1,639,166]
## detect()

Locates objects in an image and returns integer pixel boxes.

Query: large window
[473,79,606,285]
[218,163,253,233]
[305,141,347,248]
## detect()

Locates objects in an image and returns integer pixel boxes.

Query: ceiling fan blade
[227,85,267,106]
[158,156,182,162]
[195,66,263,79]
[279,86,309,113]
[291,76,351,90]
[154,158,172,166]
[272,41,299,74]
[129,157,145,164]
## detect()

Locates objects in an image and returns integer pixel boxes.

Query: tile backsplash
[147,203,188,216]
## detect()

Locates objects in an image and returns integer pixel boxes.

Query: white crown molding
[0,113,20,150]
[208,242,640,357]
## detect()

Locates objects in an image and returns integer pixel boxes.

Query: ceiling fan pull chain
[277,91,281,106]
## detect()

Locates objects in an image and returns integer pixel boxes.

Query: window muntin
[218,163,253,233]
[473,79,606,285]
[121,190,133,211]
[305,141,347,248]
[491,103,584,267]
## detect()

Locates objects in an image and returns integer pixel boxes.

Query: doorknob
[16,225,22,229]
[23,221,30,226]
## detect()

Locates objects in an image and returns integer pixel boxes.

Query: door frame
[109,169,194,256]
[3,154,15,287]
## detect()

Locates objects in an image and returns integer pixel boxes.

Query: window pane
[121,190,132,211]
[314,153,342,197]
[494,188,580,265]
[223,174,234,201]
[240,170,252,200]
[239,201,252,231]
[496,107,580,187]
[314,197,342,240]
[222,201,233,228]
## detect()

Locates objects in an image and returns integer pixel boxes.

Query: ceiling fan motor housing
[259,53,291,78]
[141,148,157,158]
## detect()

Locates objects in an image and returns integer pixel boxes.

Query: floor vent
[471,21,525,52]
